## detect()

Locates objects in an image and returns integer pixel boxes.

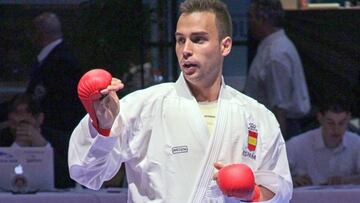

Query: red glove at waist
[217,163,260,202]
[78,68,112,136]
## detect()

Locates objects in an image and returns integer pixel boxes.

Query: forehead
[11,104,29,113]
[322,111,349,121]
[176,11,218,35]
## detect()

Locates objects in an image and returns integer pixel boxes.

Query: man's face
[8,104,39,132]
[317,111,351,144]
[175,11,231,87]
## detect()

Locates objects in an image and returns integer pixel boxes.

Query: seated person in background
[286,96,360,187]
[0,93,48,147]
[0,93,75,188]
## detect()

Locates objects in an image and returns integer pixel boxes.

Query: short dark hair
[179,0,232,39]
[318,96,351,114]
[251,0,284,27]
[8,93,43,116]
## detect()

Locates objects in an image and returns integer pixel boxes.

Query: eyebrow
[175,31,209,37]
[326,118,348,123]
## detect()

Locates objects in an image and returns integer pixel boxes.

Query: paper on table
[307,3,341,9]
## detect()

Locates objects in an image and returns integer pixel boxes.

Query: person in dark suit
[27,12,83,133]
[25,12,82,188]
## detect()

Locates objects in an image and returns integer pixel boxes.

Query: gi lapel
[189,77,228,203]
[174,74,210,147]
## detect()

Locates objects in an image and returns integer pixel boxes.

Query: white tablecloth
[4,186,359,203]
[0,188,128,203]
[291,185,360,203]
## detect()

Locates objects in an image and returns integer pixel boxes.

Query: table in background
[291,185,360,203]
[0,188,127,203]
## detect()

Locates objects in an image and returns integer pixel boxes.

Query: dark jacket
[27,41,84,132]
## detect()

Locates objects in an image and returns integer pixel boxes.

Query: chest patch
[247,122,258,151]
[242,122,258,160]
[172,146,188,154]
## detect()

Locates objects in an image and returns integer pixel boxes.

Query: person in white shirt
[244,0,310,140]
[69,0,293,202]
[286,96,360,187]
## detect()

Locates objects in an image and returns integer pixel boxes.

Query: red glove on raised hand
[78,69,112,136]
[217,163,260,202]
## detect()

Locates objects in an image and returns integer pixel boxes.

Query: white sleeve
[254,111,293,202]
[68,114,125,190]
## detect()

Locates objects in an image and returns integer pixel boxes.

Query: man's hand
[15,118,47,147]
[94,78,123,130]
[214,162,261,201]
[78,69,124,136]
[214,162,275,201]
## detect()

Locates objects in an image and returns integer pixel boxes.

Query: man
[0,93,75,188]
[287,97,360,187]
[69,0,292,202]
[244,0,310,140]
[27,12,83,133]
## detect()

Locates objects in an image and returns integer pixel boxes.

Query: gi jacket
[69,74,292,203]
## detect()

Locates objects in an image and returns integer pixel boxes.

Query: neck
[190,76,222,102]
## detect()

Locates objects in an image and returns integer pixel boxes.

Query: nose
[333,125,343,136]
[182,40,193,59]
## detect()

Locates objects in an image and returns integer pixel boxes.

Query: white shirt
[286,127,360,184]
[69,74,292,203]
[37,38,63,64]
[245,29,310,119]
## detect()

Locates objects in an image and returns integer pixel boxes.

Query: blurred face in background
[8,103,42,135]
[317,110,351,148]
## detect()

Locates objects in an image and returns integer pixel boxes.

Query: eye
[192,36,206,44]
[338,121,347,126]
[176,37,185,45]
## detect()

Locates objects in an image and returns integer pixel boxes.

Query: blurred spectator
[122,56,164,95]
[244,0,310,140]
[286,96,360,187]
[26,12,83,133]
[0,94,47,147]
[0,93,75,188]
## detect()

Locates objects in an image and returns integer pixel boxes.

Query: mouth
[181,61,198,75]
[182,61,197,68]
[182,61,198,69]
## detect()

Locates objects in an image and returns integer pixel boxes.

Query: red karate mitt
[217,163,260,201]
[78,68,112,136]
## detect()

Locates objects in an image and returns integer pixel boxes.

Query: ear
[221,36,232,57]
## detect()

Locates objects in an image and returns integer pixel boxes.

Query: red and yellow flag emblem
[248,130,258,151]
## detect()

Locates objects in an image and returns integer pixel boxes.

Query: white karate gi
[68,74,293,203]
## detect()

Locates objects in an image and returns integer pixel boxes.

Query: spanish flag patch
[248,130,258,151]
